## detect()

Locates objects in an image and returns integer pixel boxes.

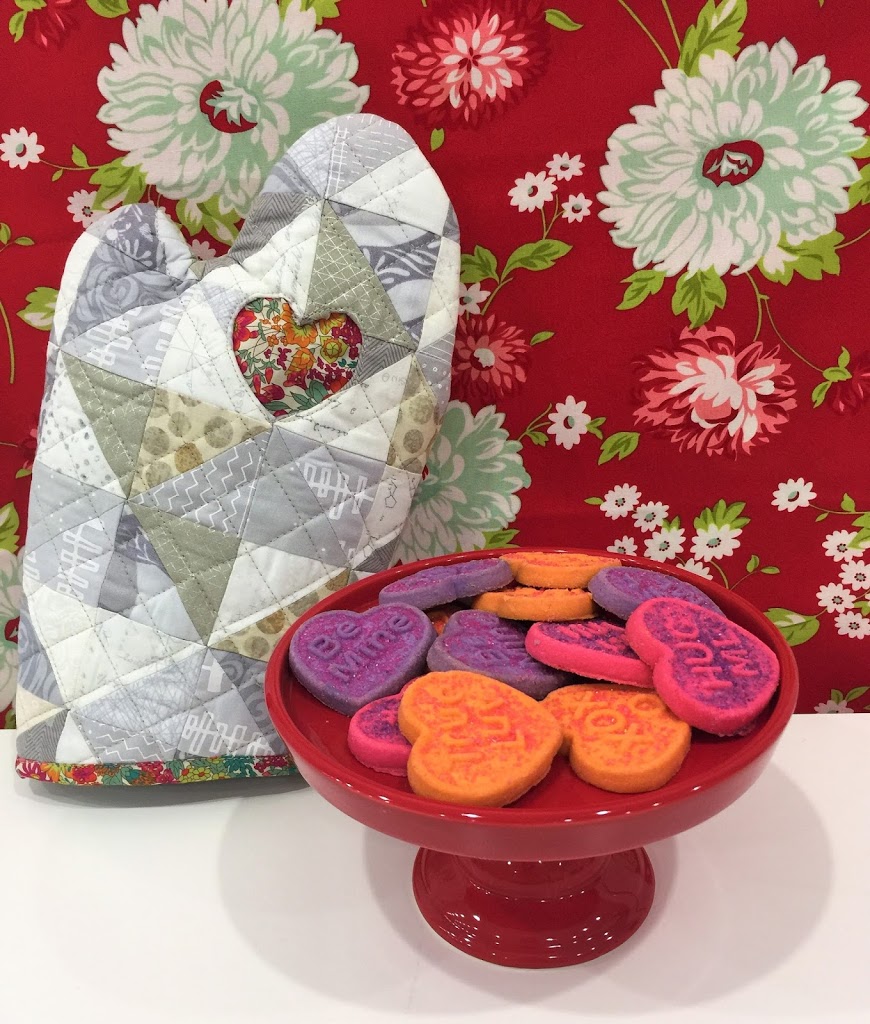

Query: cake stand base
[412,847,655,969]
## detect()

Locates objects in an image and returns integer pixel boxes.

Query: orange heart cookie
[398,671,562,806]
[472,585,595,621]
[543,684,691,793]
[502,552,621,589]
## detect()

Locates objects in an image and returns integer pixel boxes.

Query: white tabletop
[2,716,868,1024]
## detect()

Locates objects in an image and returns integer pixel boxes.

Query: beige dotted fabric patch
[387,359,438,475]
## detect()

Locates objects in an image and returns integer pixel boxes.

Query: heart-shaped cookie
[625,597,779,736]
[427,610,572,698]
[288,605,435,715]
[526,619,653,688]
[348,691,412,776]
[543,684,691,793]
[378,558,514,610]
[588,567,723,620]
[398,671,562,806]
[473,584,595,621]
[503,551,620,589]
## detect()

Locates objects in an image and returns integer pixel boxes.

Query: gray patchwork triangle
[73,714,166,762]
[227,192,318,265]
[16,605,63,705]
[352,338,411,385]
[336,119,416,187]
[16,710,67,761]
[354,540,397,576]
[27,460,124,553]
[123,648,206,729]
[131,434,266,536]
[213,649,284,751]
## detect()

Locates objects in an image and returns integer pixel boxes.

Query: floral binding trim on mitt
[16,754,296,786]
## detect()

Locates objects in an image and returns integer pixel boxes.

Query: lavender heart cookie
[288,605,435,715]
[588,566,722,621]
[426,610,572,699]
[626,597,779,736]
[378,558,514,610]
[526,619,653,688]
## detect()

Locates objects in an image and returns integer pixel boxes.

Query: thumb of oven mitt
[15,113,460,785]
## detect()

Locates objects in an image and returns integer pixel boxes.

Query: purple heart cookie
[525,619,653,688]
[588,566,722,621]
[625,597,779,736]
[288,604,435,715]
[378,558,514,611]
[347,692,411,776]
[426,610,572,698]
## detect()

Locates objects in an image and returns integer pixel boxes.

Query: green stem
[810,502,868,516]
[540,205,548,238]
[616,0,673,68]
[747,273,823,372]
[746,271,764,345]
[710,561,730,588]
[0,441,18,448]
[729,571,752,591]
[0,300,14,385]
[660,0,681,53]
[480,275,513,315]
[835,225,870,250]
[41,159,100,172]
[517,404,553,444]
[542,202,562,239]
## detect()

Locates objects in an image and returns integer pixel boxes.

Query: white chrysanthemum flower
[458,282,491,316]
[0,127,43,170]
[607,535,638,556]
[645,527,685,562]
[680,558,714,580]
[816,582,856,613]
[600,484,641,520]
[823,530,865,562]
[691,523,742,562]
[633,501,669,534]
[840,561,870,593]
[547,152,584,180]
[509,171,557,212]
[97,0,368,214]
[598,40,867,277]
[547,396,591,450]
[834,611,870,639]
[814,699,854,713]
[771,478,816,512]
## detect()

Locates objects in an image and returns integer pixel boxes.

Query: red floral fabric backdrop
[2,0,869,724]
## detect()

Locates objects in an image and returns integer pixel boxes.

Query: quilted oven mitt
[14,113,460,785]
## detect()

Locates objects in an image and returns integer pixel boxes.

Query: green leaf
[429,127,445,152]
[617,269,666,311]
[678,0,747,77]
[544,8,582,31]
[15,0,45,11]
[585,496,604,506]
[672,267,726,328]
[837,346,851,369]
[823,365,851,382]
[16,285,57,331]
[89,157,147,210]
[764,608,820,647]
[300,0,341,22]
[815,512,829,522]
[586,416,605,440]
[14,466,32,480]
[853,513,870,529]
[176,199,204,234]
[528,430,548,446]
[668,515,682,531]
[841,493,856,513]
[831,688,845,704]
[8,10,27,41]
[199,195,241,246]
[530,330,554,346]
[811,380,832,408]
[0,224,9,244]
[85,0,129,16]
[760,231,843,286]
[14,236,34,246]
[856,599,870,616]
[845,686,869,702]
[746,554,760,573]
[71,145,88,168]
[847,163,870,208]
[481,528,520,549]
[51,168,63,182]
[504,239,571,275]
[0,502,21,554]
[760,566,780,574]
[848,138,870,159]
[848,527,870,550]
[460,245,499,284]
[598,431,640,465]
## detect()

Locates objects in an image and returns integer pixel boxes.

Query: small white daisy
[645,527,686,562]
[771,478,816,512]
[547,396,591,450]
[190,238,217,260]
[814,699,854,714]
[632,501,669,534]
[600,483,641,520]
[816,582,856,614]
[835,611,870,639]
[840,560,870,593]
[508,171,558,212]
[823,530,865,562]
[680,558,714,580]
[691,523,742,562]
[66,190,106,228]
[562,193,592,223]
[607,535,638,556]
[546,152,584,180]
[0,127,44,170]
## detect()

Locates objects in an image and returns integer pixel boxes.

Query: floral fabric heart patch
[232,297,361,417]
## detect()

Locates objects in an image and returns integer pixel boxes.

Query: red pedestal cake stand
[265,549,798,969]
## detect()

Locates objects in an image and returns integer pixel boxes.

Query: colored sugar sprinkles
[287,552,780,803]
[288,605,435,714]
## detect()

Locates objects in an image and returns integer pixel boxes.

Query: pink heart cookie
[347,692,411,776]
[625,597,779,736]
[526,619,653,688]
